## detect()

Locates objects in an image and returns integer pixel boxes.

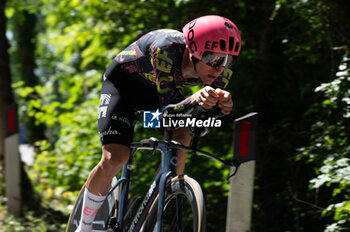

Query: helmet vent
[225,22,233,29]
[229,36,234,51]
[234,41,240,53]
[220,40,226,51]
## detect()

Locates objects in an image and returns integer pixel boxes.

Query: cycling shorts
[97,59,159,147]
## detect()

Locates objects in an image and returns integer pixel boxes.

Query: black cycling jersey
[98,29,233,146]
[114,29,232,106]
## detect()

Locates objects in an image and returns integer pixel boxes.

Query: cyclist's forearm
[166,96,204,117]
[170,86,223,113]
[171,96,194,111]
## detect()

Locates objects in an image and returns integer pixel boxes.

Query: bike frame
[105,132,238,232]
[107,133,181,232]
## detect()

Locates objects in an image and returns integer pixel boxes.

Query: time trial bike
[66,105,241,232]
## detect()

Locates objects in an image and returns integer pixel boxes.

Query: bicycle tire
[66,177,119,232]
[142,175,206,232]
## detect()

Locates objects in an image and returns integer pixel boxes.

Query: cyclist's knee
[173,127,191,146]
[100,144,130,175]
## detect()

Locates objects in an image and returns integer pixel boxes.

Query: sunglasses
[201,52,235,69]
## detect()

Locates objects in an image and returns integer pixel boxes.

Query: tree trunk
[14,9,45,143]
[0,0,14,166]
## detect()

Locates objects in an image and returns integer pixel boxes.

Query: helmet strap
[191,56,200,72]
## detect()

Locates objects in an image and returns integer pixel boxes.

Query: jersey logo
[99,94,111,105]
[98,94,111,119]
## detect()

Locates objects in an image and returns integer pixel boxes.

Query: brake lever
[143,137,158,159]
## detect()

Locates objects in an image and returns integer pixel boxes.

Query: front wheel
[143,175,206,232]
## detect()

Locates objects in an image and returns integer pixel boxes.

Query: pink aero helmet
[182,15,241,60]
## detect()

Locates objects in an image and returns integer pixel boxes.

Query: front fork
[156,145,178,232]
[155,174,184,232]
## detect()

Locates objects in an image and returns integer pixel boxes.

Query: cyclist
[75,15,241,232]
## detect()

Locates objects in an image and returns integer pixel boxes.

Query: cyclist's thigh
[98,62,137,148]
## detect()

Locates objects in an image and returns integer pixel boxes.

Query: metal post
[226,161,255,232]
[4,104,21,216]
[226,113,257,232]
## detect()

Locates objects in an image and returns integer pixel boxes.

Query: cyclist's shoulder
[146,29,184,42]
[115,29,185,63]
[139,29,186,51]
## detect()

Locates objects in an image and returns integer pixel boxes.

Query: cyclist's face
[196,61,225,84]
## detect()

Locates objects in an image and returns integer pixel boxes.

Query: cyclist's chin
[200,75,217,84]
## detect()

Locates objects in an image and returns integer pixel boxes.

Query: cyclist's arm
[175,68,234,115]
[167,86,232,116]
[150,42,185,107]
[151,44,232,116]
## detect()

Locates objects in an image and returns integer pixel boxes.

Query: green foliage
[13,66,103,212]
[6,0,350,231]
[297,55,350,231]
[0,204,66,231]
[10,1,235,230]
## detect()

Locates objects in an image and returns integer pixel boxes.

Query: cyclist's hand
[215,88,233,115]
[191,86,219,110]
